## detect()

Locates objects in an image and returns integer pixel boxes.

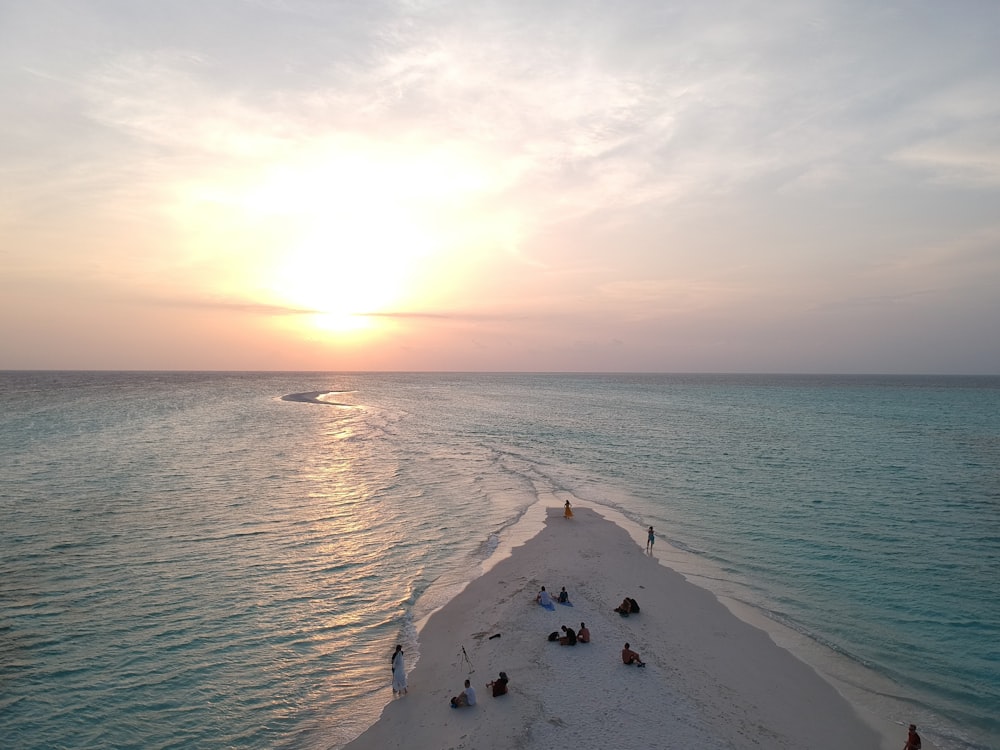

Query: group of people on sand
[452,671,508,707]
[534,585,571,607]
[393,641,510,708]
[536,584,644,670]
[403,515,658,710]
[548,622,590,645]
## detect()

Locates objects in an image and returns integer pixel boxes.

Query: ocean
[1,371,997,750]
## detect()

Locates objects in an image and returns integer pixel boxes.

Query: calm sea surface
[1,372,997,750]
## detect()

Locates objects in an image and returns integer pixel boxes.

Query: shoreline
[345,506,914,750]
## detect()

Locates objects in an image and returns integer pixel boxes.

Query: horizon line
[2,369,998,378]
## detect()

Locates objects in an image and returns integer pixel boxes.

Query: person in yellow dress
[564,500,573,518]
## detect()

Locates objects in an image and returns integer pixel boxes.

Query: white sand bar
[345,507,887,750]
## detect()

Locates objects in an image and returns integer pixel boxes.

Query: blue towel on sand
[559,600,574,606]
[541,601,555,611]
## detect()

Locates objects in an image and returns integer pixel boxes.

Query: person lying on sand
[621,643,645,667]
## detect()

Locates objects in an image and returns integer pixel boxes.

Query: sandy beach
[345,506,907,750]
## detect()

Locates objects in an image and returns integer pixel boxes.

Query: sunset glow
[2,1,999,372]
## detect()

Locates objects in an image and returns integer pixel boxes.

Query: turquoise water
[1,372,997,749]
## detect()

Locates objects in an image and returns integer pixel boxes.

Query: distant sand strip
[342,506,909,750]
[280,391,351,406]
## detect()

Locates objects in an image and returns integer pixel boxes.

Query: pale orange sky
[2,1,999,373]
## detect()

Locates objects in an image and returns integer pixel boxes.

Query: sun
[176,139,498,338]
[241,147,465,334]
[269,209,436,334]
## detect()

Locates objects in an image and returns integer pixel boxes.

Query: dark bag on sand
[628,598,640,614]
[547,631,559,641]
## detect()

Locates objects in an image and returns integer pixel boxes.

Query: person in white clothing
[391,644,407,694]
[535,587,553,607]
[451,679,476,707]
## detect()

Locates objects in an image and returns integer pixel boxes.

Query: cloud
[138,296,320,315]
[3,0,1000,372]
[362,310,525,321]
[891,132,1000,186]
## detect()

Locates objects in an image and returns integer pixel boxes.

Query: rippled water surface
[1,372,997,750]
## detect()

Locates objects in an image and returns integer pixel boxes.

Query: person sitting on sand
[904,724,921,750]
[487,672,509,697]
[621,643,645,667]
[559,625,577,646]
[450,679,476,707]
[536,587,553,607]
[577,622,590,643]
[558,586,569,604]
[614,597,639,617]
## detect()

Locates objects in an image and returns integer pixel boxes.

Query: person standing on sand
[391,644,407,695]
[564,500,573,518]
[646,526,655,553]
[904,724,921,750]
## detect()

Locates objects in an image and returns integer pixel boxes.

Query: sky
[2,0,999,373]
